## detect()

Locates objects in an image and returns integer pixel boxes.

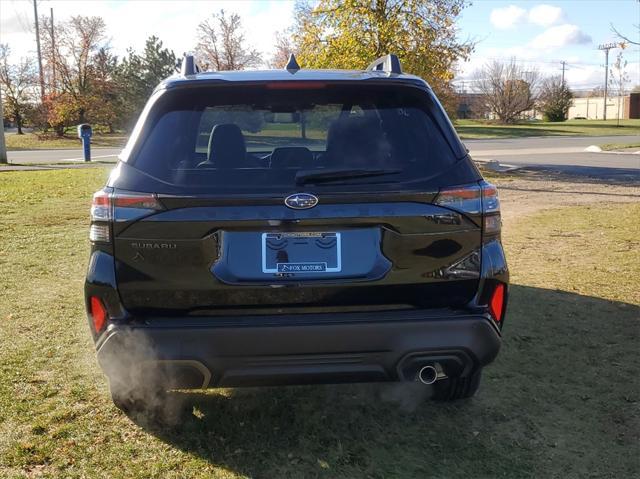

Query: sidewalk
[0,159,117,172]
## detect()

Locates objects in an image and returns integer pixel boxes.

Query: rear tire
[431,368,482,401]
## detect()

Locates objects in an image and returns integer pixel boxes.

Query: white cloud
[489,5,527,29]
[529,24,592,49]
[528,5,564,27]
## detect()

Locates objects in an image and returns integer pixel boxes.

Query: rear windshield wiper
[295,168,402,185]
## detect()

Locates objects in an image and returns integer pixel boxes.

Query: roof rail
[366,54,402,74]
[180,54,200,76]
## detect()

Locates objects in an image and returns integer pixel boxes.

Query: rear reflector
[89,296,108,333]
[489,283,506,322]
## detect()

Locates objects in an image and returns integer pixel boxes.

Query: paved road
[464,135,639,181]
[464,135,639,152]
[3,136,639,180]
[6,148,121,164]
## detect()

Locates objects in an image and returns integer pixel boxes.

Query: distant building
[456,93,489,119]
[568,93,640,120]
[457,92,640,121]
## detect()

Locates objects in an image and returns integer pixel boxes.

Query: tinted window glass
[130,84,462,193]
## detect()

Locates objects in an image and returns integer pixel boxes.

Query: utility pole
[598,43,617,120]
[33,0,45,102]
[560,61,567,85]
[50,7,56,92]
[0,86,7,164]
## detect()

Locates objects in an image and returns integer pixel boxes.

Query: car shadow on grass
[127,285,639,479]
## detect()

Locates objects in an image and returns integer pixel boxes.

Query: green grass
[0,169,638,478]
[455,119,640,139]
[599,142,640,151]
[5,132,127,151]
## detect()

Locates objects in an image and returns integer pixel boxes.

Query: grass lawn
[456,119,640,139]
[0,169,638,478]
[599,142,640,151]
[5,132,127,151]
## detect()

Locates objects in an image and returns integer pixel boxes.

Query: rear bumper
[95,310,501,389]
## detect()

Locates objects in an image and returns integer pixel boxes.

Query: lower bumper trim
[96,314,500,388]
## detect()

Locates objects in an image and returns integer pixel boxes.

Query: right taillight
[480,181,501,235]
[434,181,501,235]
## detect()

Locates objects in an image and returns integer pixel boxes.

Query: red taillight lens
[489,283,506,322]
[112,193,162,209]
[434,184,482,214]
[89,190,162,243]
[265,81,327,89]
[91,190,111,221]
[89,296,108,333]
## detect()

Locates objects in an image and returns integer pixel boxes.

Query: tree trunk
[300,112,307,139]
[16,114,23,135]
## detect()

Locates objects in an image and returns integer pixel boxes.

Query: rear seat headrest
[207,123,246,168]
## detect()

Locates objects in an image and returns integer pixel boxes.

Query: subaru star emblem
[284,193,318,209]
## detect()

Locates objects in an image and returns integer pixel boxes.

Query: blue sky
[1,0,639,90]
[456,1,640,90]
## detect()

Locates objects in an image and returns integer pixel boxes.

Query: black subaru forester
[85,54,508,411]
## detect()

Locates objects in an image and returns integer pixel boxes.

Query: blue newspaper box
[77,124,92,161]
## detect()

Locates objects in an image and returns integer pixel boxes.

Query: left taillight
[90,190,112,242]
[89,190,163,243]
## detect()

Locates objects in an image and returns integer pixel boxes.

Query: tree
[116,36,176,129]
[538,76,573,122]
[40,15,110,134]
[84,47,120,132]
[588,86,604,98]
[196,10,261,70]
[290,0,473,116]
[269,30,296,69]
[611,22,639,46]
[0,45,37,134]
[609,51,629,126]
[474,59,540,124]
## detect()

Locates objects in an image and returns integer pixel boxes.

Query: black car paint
[85,75,508,392]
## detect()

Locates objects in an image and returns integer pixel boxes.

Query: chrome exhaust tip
[417,365,438,385]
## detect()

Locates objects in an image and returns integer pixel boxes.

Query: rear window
[128,83,464,193]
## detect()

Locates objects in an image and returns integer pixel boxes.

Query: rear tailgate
[113,193,481,315]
